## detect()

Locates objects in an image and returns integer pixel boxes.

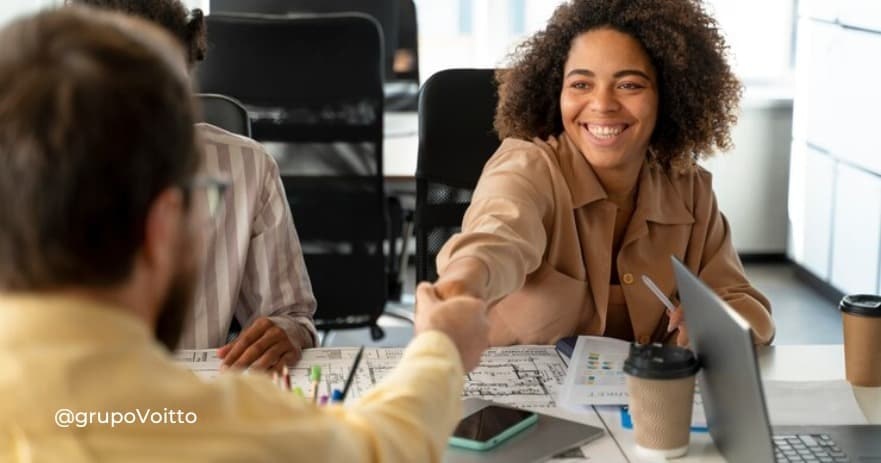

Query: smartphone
[448,404,538,451]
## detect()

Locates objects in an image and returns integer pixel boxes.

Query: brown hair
[68,0,207,65]
[494,0,742,169]
[0,7,200,290]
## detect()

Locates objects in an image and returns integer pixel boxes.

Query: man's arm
[218,157,317,372]
[202,284,489,462]
[209,331,467,462]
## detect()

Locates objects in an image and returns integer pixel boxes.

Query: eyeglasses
[185,176,230,221]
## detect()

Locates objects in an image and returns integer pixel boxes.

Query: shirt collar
[557,133,694,225]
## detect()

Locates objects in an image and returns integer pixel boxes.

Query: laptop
[671,257,881,463]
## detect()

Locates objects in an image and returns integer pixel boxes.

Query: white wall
[701,95,793,255]
[788,1,881,295]
[0,0,58,26]
[182,0,208,14]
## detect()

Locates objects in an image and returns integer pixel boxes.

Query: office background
[3,0,880,346]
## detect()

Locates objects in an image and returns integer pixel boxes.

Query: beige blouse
[437,134,774,346]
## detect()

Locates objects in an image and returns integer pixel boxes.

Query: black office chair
[415,69,501,283]
[196,93,251,137]
[210,0,398,80]
[198,13,390,340]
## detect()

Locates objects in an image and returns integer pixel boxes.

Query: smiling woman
[430,0,775,348]
[559,28,658,179]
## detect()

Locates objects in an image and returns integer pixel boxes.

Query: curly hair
[494,0,742,168]
[67,0,207,65]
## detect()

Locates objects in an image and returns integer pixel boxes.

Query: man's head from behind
[0,7,201,349]
[68,0,207,67]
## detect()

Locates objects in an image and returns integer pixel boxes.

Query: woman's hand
[433,256,489,301]
[667,306,690,347]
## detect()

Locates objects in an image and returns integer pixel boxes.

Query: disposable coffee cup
[623,343,700,459]
[840,294,881,387]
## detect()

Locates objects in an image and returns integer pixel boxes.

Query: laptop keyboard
[773,434,849,462]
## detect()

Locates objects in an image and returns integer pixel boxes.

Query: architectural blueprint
[174,345,626,462]
[288,345,569,409]
[175,345,568,408]
[173,348,222,380]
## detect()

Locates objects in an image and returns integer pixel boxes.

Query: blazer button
[622,273,634,285]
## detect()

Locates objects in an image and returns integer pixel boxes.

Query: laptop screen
[671,257,776,462]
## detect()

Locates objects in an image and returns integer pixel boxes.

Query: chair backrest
[415,69,501,282]
[210,0,398,79]
[196,93,251,137]
[198,13,383,143]
[198,13,388,333]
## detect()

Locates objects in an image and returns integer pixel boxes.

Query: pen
[641,274,678,333]
[309,365,322,403]
[340,346,364,402]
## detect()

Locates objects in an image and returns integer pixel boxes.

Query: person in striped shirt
[69,0,317,373]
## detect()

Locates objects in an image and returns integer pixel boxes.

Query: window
[414,0,796,86]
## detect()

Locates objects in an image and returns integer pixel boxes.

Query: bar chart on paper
[558,336,630,408]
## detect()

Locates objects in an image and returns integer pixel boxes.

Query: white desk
[591,345,880,462]
[263,111,418,180]
[178,344,879,462]
[383,111,418,180]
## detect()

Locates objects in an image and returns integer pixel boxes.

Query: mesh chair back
[198,13,388,333]
[196,93,251,137]
[210,0,398,79]
[415,69,501,282]
[198,13,383,142]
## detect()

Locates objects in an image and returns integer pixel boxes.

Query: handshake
[414,279,489,372]
[416,256,493,371]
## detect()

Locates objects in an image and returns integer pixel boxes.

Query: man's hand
[414,282,489,372]
[217,317,305,373]
[667,306,690,347]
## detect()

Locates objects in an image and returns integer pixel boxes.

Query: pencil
[340,346,365,402]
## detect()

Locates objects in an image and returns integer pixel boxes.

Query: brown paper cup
[626,374,696,458]
[842,312,881,387]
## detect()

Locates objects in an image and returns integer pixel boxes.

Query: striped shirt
[178,123,316,349]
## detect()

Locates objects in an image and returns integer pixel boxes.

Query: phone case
[448,412,539,451]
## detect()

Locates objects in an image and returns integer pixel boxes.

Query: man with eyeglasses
[66,0,318,373]
[0,7,489,461]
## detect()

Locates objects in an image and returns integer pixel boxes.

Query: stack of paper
[558,336,631,408]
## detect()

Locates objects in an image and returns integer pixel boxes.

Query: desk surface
[586,345,880,462]
[179,343,879,462]
[383,111,418,180]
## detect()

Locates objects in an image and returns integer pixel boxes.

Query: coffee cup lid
[623,343,700,380]
[839,294,881,317]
